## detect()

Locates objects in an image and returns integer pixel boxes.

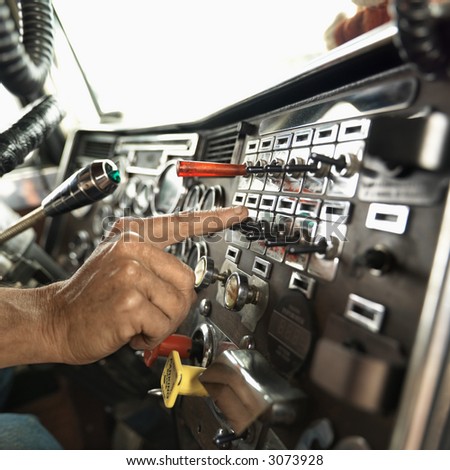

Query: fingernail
[233,205,245,214]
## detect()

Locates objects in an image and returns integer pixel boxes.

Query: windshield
[52,0,373,126]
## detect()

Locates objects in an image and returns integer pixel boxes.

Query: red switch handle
[144,334,193,367]
[177,160,247,178]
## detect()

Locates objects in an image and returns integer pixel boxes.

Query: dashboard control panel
[46,63,450,450]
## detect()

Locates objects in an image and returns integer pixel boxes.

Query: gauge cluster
[47,131,228,273]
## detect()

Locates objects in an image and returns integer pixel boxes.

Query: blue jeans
[0,368,62,450]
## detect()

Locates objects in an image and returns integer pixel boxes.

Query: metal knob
[194,256,229,290]
[336,152,359,178]
[286,156,305,178]
[267,158,284,180]
[254,158,268,179]
[224,272,259,311]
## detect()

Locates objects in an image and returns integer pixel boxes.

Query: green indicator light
[108,170,121,183]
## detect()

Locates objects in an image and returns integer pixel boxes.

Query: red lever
[177,160,247,178]
[144,334,193,367]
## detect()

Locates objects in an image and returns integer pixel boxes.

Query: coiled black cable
[394,0,448,78]
[0,0,54,98]
[0,95,65,177]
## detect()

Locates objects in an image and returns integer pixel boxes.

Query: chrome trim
[288,271,316,300]
[338,118,371,142]
[259,136,275,151]
[292,129,313,147]
[199,349,303,435]
[252,257,272,280]
[391,187,450,449]
[344,293,386,333]
[366,203,410,235]
[245,193,260,209]
[417,112,450,172]
[151,160,187,215]
[273,133,293,150]
[232,192,246,206]
[259,195,278,212]
[313,124,339,145]
[117,132,199,156]
[276,196,297,215]
[194,323,215,368]
[198,185,224,211]
[320,201,352,223]
[245,140,259,154]
[225,246,241,264]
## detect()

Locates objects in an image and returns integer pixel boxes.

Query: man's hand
[35,206,247,365]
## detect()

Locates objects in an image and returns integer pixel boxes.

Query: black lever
[246,163,318,174]
[286,238,328,255]
[310,153,347,172]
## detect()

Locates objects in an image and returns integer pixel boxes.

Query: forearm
[0,285,59,367]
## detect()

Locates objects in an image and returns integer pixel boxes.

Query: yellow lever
[160,350,208,408]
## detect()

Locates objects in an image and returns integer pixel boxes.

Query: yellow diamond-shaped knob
[160,350,208,408]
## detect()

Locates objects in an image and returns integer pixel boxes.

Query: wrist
[0,283,65,367]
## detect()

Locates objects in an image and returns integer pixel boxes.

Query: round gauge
[167,238,193,263]
[152,160,186,215]
[132,180,154,216]
[68,230,93,267]
[119,175,140,211]
[186,241,208,271]
[182,184,206,212]
[198,185,224,211]
[92,205,114,237]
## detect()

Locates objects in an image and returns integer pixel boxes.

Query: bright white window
[53,0,357,126]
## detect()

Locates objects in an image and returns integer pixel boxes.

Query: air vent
[80,137,115,159]
[204,125,239,163]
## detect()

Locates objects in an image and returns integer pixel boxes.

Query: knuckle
[115,258,142,279]
[115,289,143,314]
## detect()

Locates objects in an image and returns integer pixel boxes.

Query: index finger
[112,206,249,249]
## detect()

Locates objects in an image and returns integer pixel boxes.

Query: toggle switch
[286,156,306,178]
[143,334,200,367]
[231,218,267,234]
[213,428,242,448]
[252,158,269,179]
[160,350,208,408]
[231,219,273,241]
[311,152,358,178]
[267,158,284,180]
[286,236,339,259]
[307,154,330,178]
[194,256,230,290]
[224,272,259,311]
[285,237,328,255]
